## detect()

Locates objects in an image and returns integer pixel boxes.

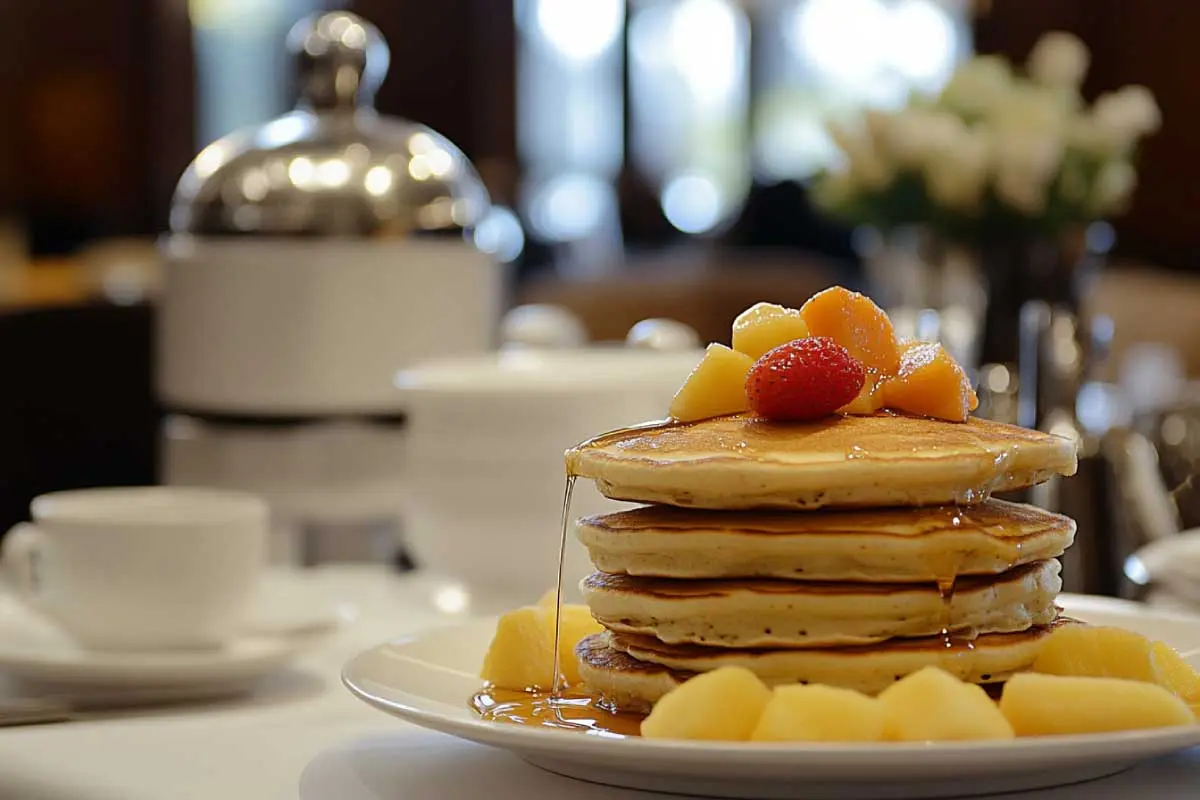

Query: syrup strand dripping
[937,576,956,649]
[551,475,576,702]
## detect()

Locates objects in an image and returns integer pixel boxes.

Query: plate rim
[341,593,1200,765]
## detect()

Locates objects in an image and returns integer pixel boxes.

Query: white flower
[1089,159,1137,215]
[882,108,966,169]
[827,119,893,191]
[1027,31,1090,90]
[991,131,1064,216]
[923,128,990,212]
[1087,85,1162,154]
[938,55,1014,117]
[986,85,1071,136]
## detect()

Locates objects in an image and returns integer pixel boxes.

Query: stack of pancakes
[566,413,1079,712]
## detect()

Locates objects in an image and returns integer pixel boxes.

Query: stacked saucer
[566,412,1078,712]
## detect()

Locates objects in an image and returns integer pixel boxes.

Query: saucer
[0,568,344,698]
[0,632,309,697]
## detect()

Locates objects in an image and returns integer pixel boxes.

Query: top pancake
[565,412,1077,510]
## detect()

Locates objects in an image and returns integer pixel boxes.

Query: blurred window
[753,0,970,181]
[188,0,329,145]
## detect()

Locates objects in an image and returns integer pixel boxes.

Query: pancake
[565,413,1077,510]
[577,623,1068,712]
[582,559,1061,648]
[575,498,1075,581]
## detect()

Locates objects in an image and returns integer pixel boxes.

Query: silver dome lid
[170,11,490,238]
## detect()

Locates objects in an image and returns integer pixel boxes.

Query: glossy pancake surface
[575,498,1075,581]
[582,559,1061,648]
[565,413,1077,510]
[577,623,1067,712]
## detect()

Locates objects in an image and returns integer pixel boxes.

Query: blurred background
[0,0,1197,600]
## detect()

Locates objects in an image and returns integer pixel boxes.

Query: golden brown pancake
[577,622,1068,712]
[565,413,1077,510]
[575,498,1075,581]
[582,559,1061,648]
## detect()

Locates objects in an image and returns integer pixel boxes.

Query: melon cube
[881,341,978,422]
[799,287,900,374]
[731,302,810,361]
[751,684,884,742]
[1000,673,1194,736]
[878,667,1014,741]
[668,344,754,422]
[641,666,771,741]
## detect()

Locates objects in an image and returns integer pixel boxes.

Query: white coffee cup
[0,487,268,651]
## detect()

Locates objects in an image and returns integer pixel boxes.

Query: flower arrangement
[813,32,1162,242]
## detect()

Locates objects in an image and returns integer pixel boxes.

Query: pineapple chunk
[1000,673,1194,736]
[751,684,884,742]
[1031,625,1200,707]
[551,605,604,686]
[536,590,557,609]
[839,372,886,415]
[731,303,810,361]
[668,344,754,423]
[878,667,1014,741]
[479,603,602,690]
[1152,641,1200,703]
[641,666,771,741]
[1031,625,1158,684]
[479,606,554,691]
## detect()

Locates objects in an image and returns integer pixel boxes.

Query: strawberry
[746,337,866,421]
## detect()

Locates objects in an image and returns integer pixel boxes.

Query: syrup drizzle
[551,475,576,695]
[471,687,643,737]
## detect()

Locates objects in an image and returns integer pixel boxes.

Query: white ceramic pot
[395,347,702,604]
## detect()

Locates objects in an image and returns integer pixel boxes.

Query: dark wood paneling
[978,1,1200,271]
[0,0,193,243]
[352,0,517,202]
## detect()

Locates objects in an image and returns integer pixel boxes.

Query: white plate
[342,594,1200,800]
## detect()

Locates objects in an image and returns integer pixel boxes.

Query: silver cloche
[170,11,490,238]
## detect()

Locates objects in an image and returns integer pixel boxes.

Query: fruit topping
[881,341,979,423]
[746,337,866,422]
[480,600,603,690]
[1000,673,1193,736]
[751,684,884,742]
[799,286,901,374]
[641,666,771,741]
[879,667,1014,741]
[664,288,980,424]
[731,302,811,360]
[838,370,887,416]
[669,344,755,423]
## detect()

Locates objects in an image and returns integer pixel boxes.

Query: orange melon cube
[882,342,978,422]
[799,287,900,374]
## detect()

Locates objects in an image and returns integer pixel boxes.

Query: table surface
[4,566,1199,800]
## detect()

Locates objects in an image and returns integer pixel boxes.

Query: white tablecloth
[3,567,1199,800]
